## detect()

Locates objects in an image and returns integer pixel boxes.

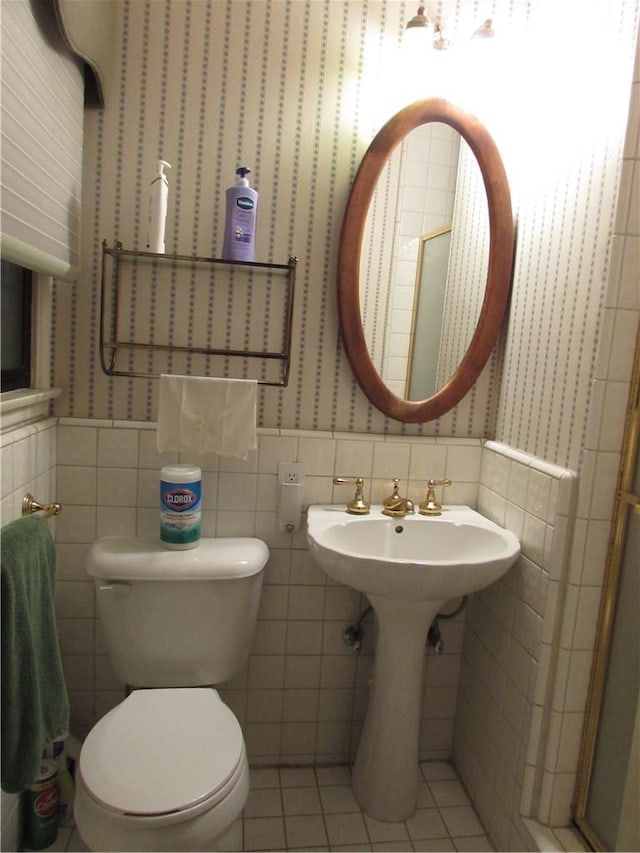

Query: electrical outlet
[278,462,304,485]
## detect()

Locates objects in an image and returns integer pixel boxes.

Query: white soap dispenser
[146,159,171,253]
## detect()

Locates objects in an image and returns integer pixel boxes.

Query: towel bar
[22,493,62,518]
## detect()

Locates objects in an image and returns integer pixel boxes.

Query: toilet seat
[79,688,244,817]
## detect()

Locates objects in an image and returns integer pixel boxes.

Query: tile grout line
[239,763,493,852]
[58,762,494,852]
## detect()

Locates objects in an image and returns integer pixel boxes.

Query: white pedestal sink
[307,505,520,822]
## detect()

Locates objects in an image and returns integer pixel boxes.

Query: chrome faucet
[419,479,452,516]
[382,479,415,517]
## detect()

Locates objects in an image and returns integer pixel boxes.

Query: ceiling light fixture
[403,6,496,52]
[472,19,496,40]
[405,5,429,32]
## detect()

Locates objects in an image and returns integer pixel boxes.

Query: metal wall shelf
[99,241,297,386]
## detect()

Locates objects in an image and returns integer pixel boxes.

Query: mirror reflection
[360,122,489,401]
[406,225,451,399]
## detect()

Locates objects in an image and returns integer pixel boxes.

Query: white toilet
[74,536,269,852]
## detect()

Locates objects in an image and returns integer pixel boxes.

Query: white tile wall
[0,409,631,851]
[1,417,57,527]
[54,420,476,764]
[454,441,578,850]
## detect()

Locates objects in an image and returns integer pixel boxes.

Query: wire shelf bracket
[99,240,297,387]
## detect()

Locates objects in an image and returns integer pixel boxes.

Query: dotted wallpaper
[51,0,639,468]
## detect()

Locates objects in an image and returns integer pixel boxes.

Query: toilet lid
[79,688,244,816]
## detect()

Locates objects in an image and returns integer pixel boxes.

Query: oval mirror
[338,98,515,423]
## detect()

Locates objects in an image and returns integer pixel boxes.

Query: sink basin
[307,505,520,602]
[307,504,520,822]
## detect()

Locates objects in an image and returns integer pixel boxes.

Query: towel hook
[21,493,62,518]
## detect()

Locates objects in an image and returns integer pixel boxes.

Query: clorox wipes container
[160,464,201,549]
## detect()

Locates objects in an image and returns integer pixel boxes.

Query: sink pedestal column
[352,594,444,822]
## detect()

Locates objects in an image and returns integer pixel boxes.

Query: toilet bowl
[75,688,248,852]
[73,536,269,851]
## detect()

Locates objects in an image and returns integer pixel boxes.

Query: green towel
[1,516,70,793]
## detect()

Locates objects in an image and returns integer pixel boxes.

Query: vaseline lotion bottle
[222,166,258,262]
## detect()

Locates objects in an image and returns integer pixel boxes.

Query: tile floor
[45,762,494,852]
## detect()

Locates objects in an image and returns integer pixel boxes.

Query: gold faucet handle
[333,477,370,514]
[419,478,452,516]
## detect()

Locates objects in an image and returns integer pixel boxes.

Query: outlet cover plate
[278,461,305,485]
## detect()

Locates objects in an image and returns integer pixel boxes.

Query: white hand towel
[157,375,257,460]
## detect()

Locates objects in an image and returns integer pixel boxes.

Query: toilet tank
[87,537,268,688]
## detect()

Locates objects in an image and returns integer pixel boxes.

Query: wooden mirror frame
[337,98,515,423]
